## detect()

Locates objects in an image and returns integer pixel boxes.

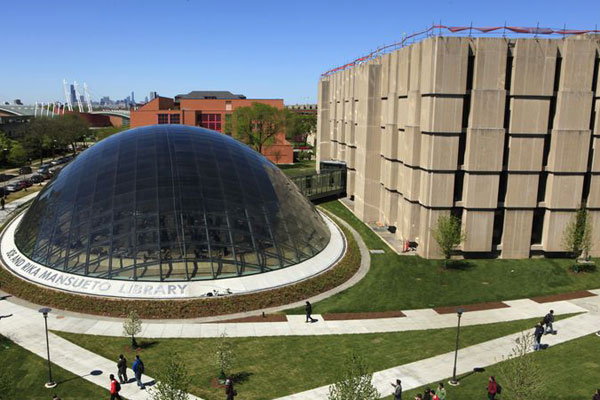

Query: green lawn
[55,316,566,400]
[0,335,108,400]
[299,200,600,314]
[278,159,316,176]
[393,333,600,400]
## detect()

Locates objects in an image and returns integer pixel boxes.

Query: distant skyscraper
[70,84,76,105]
[13,99,22,105]
[144,96,149,103]
[131,91,135,105]
[149,91,158,100]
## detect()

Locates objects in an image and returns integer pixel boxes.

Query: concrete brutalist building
[317,35,600,259]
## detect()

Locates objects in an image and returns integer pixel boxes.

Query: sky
[2,0,600,105]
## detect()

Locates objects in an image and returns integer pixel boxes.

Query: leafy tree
[7,142,27,166]
[283,110,316,143]
[122,310,142,348]
[229,103,284,154]
[150,356,191,400]
[56,114,89,155]
[328,353,380,400]
[498,331,547,400]
[431,215,466,267]
[214,332,234,383]
[562,205,592,260]
[21,117,53,164]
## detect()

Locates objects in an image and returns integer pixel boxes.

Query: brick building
[317,35,600,259]
[130,91,293,164]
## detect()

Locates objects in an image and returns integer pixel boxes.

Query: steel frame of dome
[0,125,346,298]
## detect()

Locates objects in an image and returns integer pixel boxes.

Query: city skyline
[2,0,600,105]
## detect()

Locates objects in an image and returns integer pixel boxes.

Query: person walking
[52,395,62,400]
[534,322,545,350]
[431,390,440,400]
[437,383,446,400]
[543,309,555,334]
[1,197,5,210]
[593,388,600,400]
[132,355,145,390]
[117,354,128,384]
[391,379,402,400]
[487,376,498,400]
[109,374,122,400]
[225,377,236,400]
[305,301,316,323]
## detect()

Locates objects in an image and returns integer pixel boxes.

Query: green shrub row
[0,223,359,319]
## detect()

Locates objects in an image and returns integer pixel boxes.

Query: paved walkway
[0,190,40,221]
[275,310,600,399]
[0,304,202,400]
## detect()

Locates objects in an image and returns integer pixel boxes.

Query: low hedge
[0,222,360,319]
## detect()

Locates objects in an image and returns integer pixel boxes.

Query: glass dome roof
[15,125,330,281]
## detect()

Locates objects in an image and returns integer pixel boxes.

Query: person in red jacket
[110,374,123,400]
[487,376,498,399]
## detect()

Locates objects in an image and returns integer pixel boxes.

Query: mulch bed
[322,311,405,320]
[531,290,596,303]
[434,301,509,314]
[210,377,226,389]
[211,314,288,323]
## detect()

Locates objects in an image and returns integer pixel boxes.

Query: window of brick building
[169,114,180,124]
[158,114,169,124]
[197,113,222,132]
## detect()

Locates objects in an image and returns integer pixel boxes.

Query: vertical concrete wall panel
[501,210,534,258]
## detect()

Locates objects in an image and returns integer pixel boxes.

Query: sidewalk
[274,312,600,399]
[1,290,594,339]
[0,306,203,400]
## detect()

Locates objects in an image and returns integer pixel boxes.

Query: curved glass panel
[15,125,330,281]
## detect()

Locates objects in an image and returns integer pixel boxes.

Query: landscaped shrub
[570,263,597,273]
[0,221,359,319]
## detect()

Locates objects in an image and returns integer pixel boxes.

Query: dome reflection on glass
[15,125,330,281]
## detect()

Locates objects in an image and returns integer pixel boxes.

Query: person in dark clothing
[423,387,432,400]
[305,301,316,323]
[534,322,545,350]
[1,197,4,210]
[593,388,600,400]
[391,379,402,400]
[543,309,555,334]
[117,354,128,384]
[225,377,236,400]
[487,376,498,400]
[109,374,122,400]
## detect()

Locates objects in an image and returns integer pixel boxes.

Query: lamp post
[38,307,57,388]
[448,308,465,386]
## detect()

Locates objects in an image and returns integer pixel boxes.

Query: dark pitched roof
[175,91,246,100]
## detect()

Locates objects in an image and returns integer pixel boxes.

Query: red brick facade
[130,96,293,164]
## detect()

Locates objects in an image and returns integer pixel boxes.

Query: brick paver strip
[531,290,596,303]
[433,301,509,314]
[212,314,288,323]
[322,311,405,320]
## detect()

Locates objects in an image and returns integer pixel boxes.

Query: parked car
[0,174,17,182]
[37,164,51,173]
[18,166,32,175]
[30,174,44,184]
[16,180,32,189]
[5,183,21,193]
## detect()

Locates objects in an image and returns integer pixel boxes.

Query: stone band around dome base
[1,211,345,299]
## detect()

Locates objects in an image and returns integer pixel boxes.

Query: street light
[38,307,57,388]
[448,308,465,386]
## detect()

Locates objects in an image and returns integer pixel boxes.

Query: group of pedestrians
[391,379,447,400]
[108,354,145,399]
[534,309,555,351]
